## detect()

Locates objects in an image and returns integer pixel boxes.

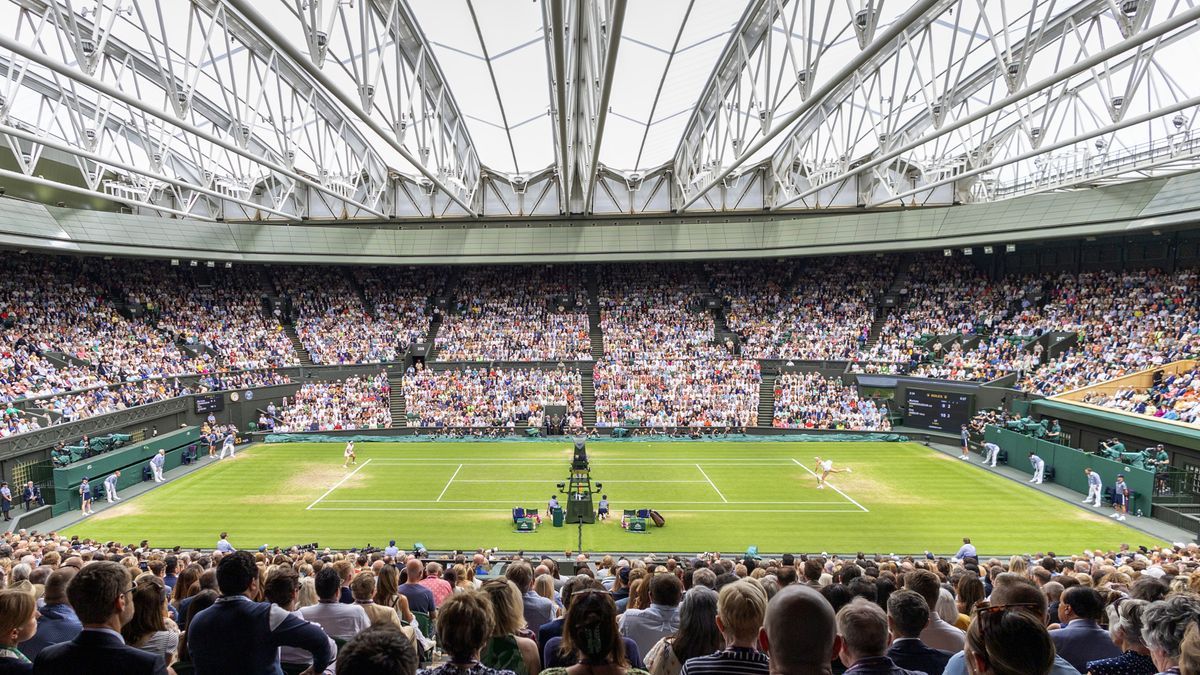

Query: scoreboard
[905,388,973,432]
[194,393,225,415]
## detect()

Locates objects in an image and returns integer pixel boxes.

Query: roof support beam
[0,32,387,218]
[225,0,477,216]
[677,0,945,213]
[582,0,626,212]
[772,2,1200,210]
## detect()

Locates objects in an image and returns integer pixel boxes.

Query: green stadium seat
[413,611,433,640]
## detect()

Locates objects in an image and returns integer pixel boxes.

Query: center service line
[307,459,373,510]
[695,464,728,503]
[436,464,464,502]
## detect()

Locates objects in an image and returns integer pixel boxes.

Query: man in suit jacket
[1048,586,1122,672]
[886,590,952,675]
[188,550,333,674]
[32,560,167,675]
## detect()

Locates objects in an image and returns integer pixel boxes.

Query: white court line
[310,507,866,514]
[435,464,463,502]
[451,479,708,484]
[319,499,852,505]
[791,458,869,512]
[695,464,728,503]
[364,459,800,463]
[306,459,373,510]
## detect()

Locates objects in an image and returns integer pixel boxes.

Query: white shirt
[819,460,833,472]
[299,601,370,640]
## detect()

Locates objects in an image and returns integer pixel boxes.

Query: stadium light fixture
[170,259,179,266]
[943,249,952,257]
[225,262,233,268]
[206,261,215,268]
[1005,244,1017,253]
[189,260,198,267]
[962,248,972,255]
[983,246,994,254]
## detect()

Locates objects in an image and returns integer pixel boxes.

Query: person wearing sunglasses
[965,601,1056,675]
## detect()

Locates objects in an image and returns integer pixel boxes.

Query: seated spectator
[964,600,1056,675]
[173,589,217,669]
[904,570,964,653]
[19,568,79,660]
[186,550,332,674]
[1141,593,1200,675]
[404,366,583,430]
[620,573,682,656]
[299,566,371,641]
[1048,586,1121,672]
[121,578,179,665]
[418,589,515,675]
[479,579,540,675]
[644,586,720,675]
[0,589,37,673]
[680,581,769,675]
[885,590,952,675]
[836,597,924,674]
[275,375,391,432]
[504,562,553,637]
[1086,598,1154,675]
[543,588,649,675]
[593,359,759,429]
[337,624,420,675]
[760,584,837,675]
[773,372,888,430]
[32,560,167,675]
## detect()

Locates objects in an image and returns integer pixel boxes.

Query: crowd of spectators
[598,267,726,361]
[275,267,408,365]
[910,337,1041,383]
[712,257,894,361]
[355,267,439,352]
[4,528,1200,674]
[402,365,584,429]
[1082,365,1200,425]
[593,359,759,428]
[120,261,297,370]
[435,267,591,362]
[273,374,392,432]
[771,372,889,430]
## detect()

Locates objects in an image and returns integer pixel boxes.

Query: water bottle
[1137,509,1143,517]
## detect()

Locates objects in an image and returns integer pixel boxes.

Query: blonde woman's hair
[481,578,525,637]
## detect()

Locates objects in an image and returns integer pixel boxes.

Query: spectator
[835,598,923,674]
[904,570,964,653]
[375,565,416,624]
[420,562,455,608]
[885,590,951,675]
[121,579,179,665]
[399,559,437,618]
[32,560,167,675]
[1086,598,1154,675]
[263,567,336,674]
[479,579,540,675]
[337,624,420,675]
[506,562,553,635]
[644,586,721,675]
[680,581,769,675]
[621,573,683,656]
[1179,621,1200,675]
[0,589,37,673]
[417,589,515,675]
[1141,593,1200,675]
[1049,586,1122,672]
[964,601,1056,675]
[173,590,217,668]
[543,588,649,675]
[186,550,332,674]
[759,584,837,675]
[299,566,371,642]
[19,569,79,660]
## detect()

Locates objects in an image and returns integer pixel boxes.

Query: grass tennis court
[66,441,1163,554]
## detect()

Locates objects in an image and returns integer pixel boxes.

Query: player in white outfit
[1028,452,1045,484]
[981,442,1000,467]
[343,441,357,468]
[813,456,851,489]
[1083,468,1103,507]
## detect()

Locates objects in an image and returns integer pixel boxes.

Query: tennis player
[814,456,851,489]
[343,440,357,468]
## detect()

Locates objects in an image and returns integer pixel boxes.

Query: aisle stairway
[757,374,776,428]
[389,373,406,427]
[586,269,604,361]
[580,368,597,427]
[283,324,315,366]
[425,312,443,361]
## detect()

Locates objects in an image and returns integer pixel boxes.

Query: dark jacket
[187,595,333,675]
[1049,619,1123,673]
[32,629,166,675]
[843,655,927,675]
[537,617,564,656]
[887,638,952,675]
[20,604,82,660]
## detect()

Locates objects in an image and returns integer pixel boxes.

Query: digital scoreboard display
[194,393,225,415]
[905,388,973,432]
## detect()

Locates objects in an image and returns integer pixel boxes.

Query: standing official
[1083,468,1103,507]
[981,441,1000,467]
[104,471,122,503]
[219,427,237,459]
[0,482,11,521]
[1028,453,1046,485]
[149,450,166,483]
[959,425,970,460]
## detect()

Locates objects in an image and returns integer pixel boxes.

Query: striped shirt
[1088,472,1102,488]
[681,647,769,675]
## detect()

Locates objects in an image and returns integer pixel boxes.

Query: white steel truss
[0,0,1194,221]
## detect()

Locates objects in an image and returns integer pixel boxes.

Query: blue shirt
[1031,455,1045,469]
[955,543,976,559]
[20,603,82,659]
[216,539,235,552]
[944,649,1080,675]
[104,475,118,490]
[1088,472,1102,488]
[151,454,165,468]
